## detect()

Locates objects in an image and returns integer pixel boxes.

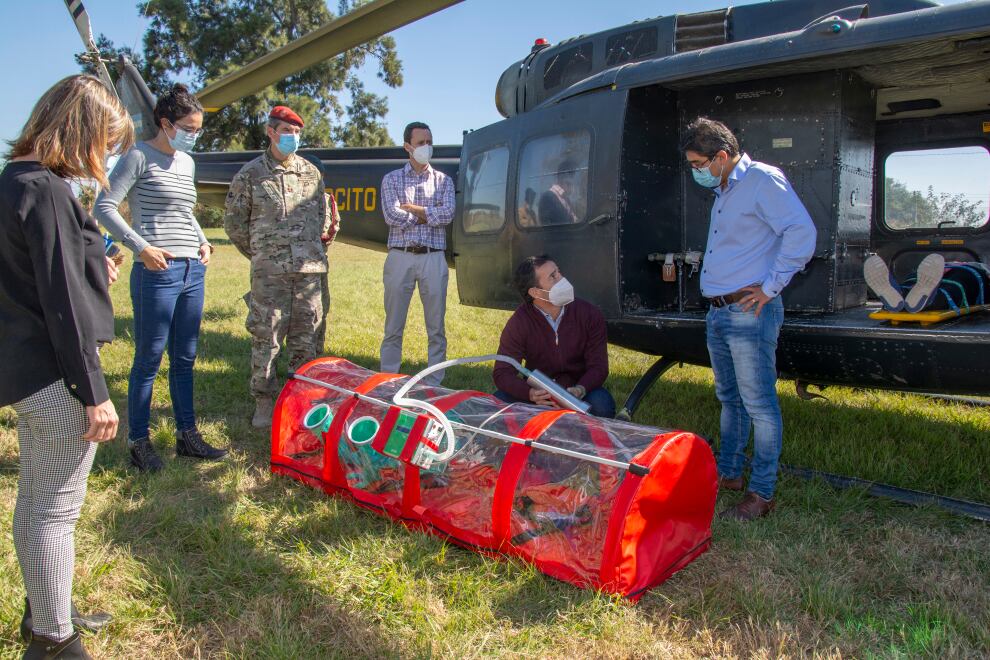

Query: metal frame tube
[291,373,643,473]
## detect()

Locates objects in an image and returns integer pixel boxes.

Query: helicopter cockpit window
[517,130,591,228]
[884,146,990,231]
[463,146,509,234]
[605,27,658,67]
[543,43,594,91]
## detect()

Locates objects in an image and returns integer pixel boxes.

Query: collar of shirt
[714,152,753,197]
[536,304,566,333]
[403,161,433,178]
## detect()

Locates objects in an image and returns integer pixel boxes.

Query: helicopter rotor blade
[195,0,464,112]
[63,0,115,93]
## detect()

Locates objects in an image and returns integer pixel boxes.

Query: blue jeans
[128,259,206,441]
[706,296,784,499]
[493,387,616,418]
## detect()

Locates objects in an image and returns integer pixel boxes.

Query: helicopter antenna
[63,0,116,93]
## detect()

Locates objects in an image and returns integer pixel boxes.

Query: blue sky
[1,0,757,146]
[0,0,982,213]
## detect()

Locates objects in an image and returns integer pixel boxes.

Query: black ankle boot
[129,437,164,473]
[23,631,91,659]
[176,428,229,460]
[21,598,112,642]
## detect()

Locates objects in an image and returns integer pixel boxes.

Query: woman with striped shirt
[95,83,227,472]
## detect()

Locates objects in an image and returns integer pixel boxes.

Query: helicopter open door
[872,116,990,281]
[454,121,517,310]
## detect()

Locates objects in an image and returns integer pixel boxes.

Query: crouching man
[492,255,615,418]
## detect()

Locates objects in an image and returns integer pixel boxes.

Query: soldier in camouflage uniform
[224,106,340,427]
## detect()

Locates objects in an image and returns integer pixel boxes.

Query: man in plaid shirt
[380,121,455,384]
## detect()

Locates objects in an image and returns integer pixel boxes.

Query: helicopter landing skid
[615,356,678,421]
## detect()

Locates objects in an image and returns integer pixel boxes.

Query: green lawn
[1,230,988,658]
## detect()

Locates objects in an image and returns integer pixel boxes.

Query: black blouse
[0,161,114,407]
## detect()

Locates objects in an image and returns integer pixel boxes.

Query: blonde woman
[1,75,133,658]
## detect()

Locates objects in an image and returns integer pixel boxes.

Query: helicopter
[72,0,990,422]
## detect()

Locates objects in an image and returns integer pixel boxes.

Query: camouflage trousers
[247,272,324,400]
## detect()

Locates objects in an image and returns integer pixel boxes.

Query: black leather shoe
[21,598,112,642]
[129,438,164,473]
[23,631,92,659]
[176,428,229,460]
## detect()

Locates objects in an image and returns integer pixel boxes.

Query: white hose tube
[392,354,523,465]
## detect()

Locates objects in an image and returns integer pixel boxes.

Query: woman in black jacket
[1,75,134,658]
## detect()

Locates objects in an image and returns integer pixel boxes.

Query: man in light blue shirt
[681,117,816,521]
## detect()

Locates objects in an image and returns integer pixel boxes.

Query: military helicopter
[182,0,990,422]
[70,0,990,509]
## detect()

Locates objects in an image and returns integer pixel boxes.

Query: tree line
[79,0,403,151]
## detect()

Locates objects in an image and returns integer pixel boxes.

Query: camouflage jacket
[224,151,340,275]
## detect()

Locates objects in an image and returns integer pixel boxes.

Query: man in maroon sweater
[492,255,615,418]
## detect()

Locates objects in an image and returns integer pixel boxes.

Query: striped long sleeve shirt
[94,142,207,259]
[381,163,455,249]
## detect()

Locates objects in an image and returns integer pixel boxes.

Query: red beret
[269,105,304,128]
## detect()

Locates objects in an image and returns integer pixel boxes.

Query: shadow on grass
[92,452,398,656]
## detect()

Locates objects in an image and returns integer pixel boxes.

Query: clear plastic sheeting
[272,357,717,599]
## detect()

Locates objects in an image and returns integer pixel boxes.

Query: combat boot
[129,438,164,473]
[252,397,274,428]
[176,428,229,460]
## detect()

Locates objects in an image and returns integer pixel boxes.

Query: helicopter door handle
[588,213,613,226]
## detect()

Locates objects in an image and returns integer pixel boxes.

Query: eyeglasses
[690,157,714,172]
[167,119,204,137]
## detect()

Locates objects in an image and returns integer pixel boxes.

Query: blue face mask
[277,132,300,156]
[691,158,723,188]
[166,123,199,153]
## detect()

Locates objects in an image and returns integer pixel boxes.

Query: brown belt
[391,245,442,254]
[706,290,748,308]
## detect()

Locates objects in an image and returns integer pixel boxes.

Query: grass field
[1,230,988,658]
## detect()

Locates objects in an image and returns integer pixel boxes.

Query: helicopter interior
[615,34,990,322]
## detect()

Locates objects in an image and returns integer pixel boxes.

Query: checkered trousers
[12,379,98,641]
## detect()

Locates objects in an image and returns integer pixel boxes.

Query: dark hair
[514,254,555,303]
[680,117,739,158]
[404,121,431,145]
[153,83,204,129]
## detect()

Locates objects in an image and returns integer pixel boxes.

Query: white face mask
[535,277,575,307]
[411,144,433,165]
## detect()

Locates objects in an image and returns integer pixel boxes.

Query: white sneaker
[904,253,945,313]
[864,255,904,311]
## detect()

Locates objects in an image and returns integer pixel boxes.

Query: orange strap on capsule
[320,372,404,491]
[491,409,573,548]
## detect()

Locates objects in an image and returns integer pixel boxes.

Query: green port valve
[303,403,334,436]
[348,416,380,445]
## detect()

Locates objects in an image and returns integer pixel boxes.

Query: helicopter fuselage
[194,0,990,395]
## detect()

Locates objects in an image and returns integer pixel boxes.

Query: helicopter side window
[605,27,658,67]
[543,43,594,91]
[517,130,591,228]
[883,146,990,231]
[463,146,509,234]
